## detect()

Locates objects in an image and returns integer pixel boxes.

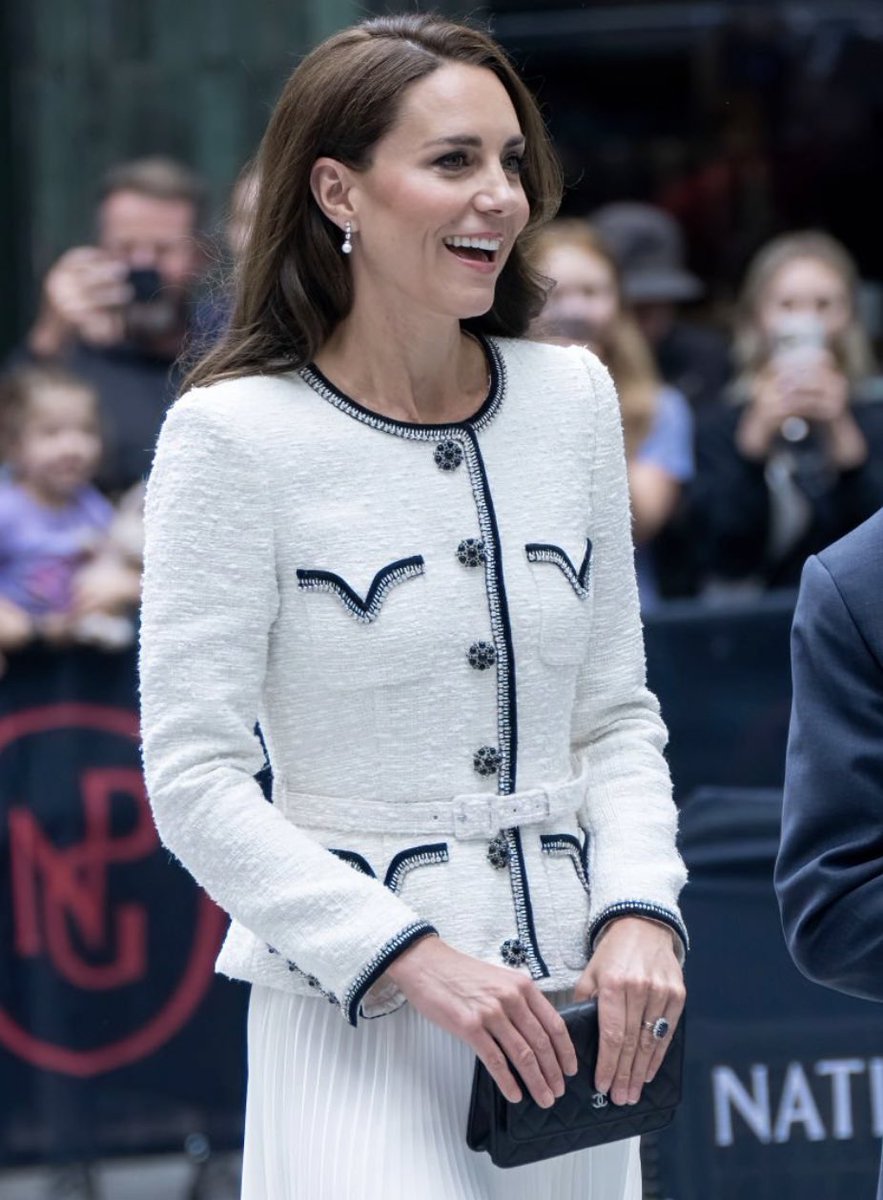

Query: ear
[310,157,358,234]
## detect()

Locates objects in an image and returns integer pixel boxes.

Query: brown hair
[734,230,876,383]
[0,365,98,458]
[184,12,563,392]
[532,219,658,457]
[98,156,209,228]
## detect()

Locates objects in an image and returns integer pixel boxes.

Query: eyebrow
[421,134,526,150]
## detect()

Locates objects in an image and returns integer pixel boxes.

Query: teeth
[443,236,502,252]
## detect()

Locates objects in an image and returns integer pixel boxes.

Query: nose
[473,163,524,216]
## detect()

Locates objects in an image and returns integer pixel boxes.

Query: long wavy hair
[532,220,659,457]
[733,230,876,385]
[184,13,563,392]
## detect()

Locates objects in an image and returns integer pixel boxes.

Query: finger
[487,1012,555,1108]
[471,1029,524,1105]
[509,998,568,1096]
[646,989,686,1083]
[593,983,626,1098]
[527,989,578,1078]
[610,982,645,1106]
[627,986,669,1104]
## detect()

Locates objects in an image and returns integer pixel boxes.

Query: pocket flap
[525,540,592,599]
[296,555,425,623]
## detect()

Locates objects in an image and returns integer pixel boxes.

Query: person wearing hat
[591,203,731,414]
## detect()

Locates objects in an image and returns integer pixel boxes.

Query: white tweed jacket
[139,336,687,1026]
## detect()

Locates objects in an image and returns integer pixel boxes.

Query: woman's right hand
[384,936,577,1106]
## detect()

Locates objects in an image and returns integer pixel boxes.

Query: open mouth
[443,235,501,265]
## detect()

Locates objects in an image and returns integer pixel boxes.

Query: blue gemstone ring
[644,1017,670,1040]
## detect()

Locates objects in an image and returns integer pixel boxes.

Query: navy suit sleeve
[775,553,883,1001]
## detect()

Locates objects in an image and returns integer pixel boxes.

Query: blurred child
[0,365,141,671]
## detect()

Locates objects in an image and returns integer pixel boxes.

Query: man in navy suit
[776,507,883,1199]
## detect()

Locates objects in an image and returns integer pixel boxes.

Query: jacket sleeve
[775,553,883,1001]
[139,393,436,1025]
[570,352,688,956]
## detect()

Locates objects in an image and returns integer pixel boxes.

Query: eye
[503,152,525,176]
[435,151,469,170]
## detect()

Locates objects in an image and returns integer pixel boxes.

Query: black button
[487,835,510,869]
[500,938,527,967]
[434,439,464,471]
[456,538,486,567]
[473,746,502,776]
[468,641,496,671]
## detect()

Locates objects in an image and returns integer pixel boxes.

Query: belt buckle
[452,793,495,840]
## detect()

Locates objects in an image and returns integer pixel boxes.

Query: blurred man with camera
[19,157,209,496]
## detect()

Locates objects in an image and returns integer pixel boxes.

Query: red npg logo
[0,704,226,1078]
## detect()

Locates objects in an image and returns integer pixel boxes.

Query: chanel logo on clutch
[591,1092,608,1109]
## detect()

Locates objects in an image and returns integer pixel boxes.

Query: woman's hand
[574,916,685,1107]
[384,936,578,1107]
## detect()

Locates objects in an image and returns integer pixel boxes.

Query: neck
[314,297,488,425]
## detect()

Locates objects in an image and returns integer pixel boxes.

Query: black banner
[653,788,883,1199]
[0,646,246,1166]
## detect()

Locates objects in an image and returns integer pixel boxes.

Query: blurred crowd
[1,151,881,673]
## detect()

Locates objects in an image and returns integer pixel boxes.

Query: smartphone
[769,312,828,371]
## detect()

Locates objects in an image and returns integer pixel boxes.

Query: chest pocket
[296,555,430,688]
[525,539,593,666]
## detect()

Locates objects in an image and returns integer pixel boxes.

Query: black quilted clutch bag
[466,999,684,1168]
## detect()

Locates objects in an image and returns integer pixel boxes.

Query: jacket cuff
[587,901,689,964]
[343,921,438,1027]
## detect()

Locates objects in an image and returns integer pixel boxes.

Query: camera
[126,267,163,304]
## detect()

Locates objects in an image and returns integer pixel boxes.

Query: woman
[533,220,695,606]
[694,231,883,590]
[139,15,687,1199]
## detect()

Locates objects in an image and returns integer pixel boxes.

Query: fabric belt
[276,771,588,841]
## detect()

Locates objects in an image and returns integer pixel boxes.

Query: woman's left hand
[573,916,685,1106]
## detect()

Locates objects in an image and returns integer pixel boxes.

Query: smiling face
[342,62,531,322]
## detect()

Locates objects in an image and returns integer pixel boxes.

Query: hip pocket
[540,831,591,970]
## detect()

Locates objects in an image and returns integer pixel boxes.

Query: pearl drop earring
[341,221,353,255]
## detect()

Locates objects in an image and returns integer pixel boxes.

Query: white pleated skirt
[241,984,641,1200]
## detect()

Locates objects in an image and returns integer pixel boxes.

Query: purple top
[0,479,114,615]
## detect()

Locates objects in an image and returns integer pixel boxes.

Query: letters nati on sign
[712,1059,883,1147]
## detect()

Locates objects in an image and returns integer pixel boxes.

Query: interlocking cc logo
[0,703,226,1078]
[591,1092,609,1109]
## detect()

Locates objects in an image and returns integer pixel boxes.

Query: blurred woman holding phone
[694,231,883,591]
